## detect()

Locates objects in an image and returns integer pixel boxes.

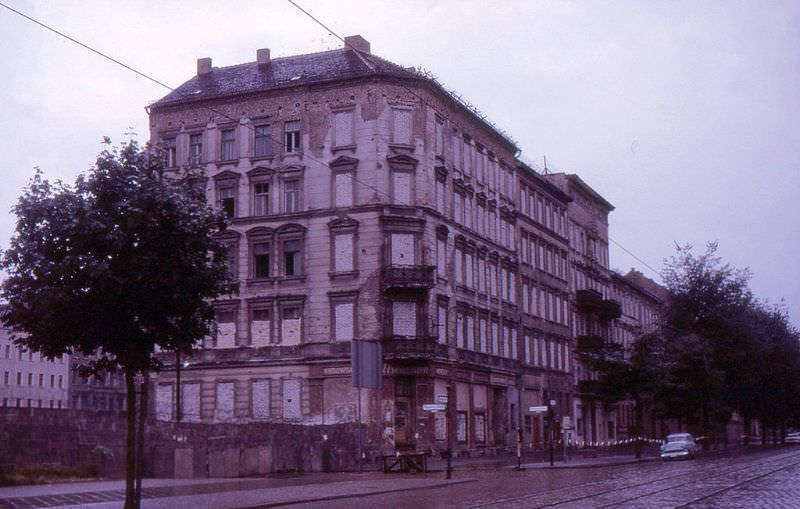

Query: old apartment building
[148,36,663,454]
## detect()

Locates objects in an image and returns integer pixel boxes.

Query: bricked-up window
[215,381,234,422]
[284,179,300,213]
[155,384,173,421]
[250,307,271,346]
[479,317,487,352]
[434,116,445,156]
[217,185,235,217]
[436,237,446,279]
[220,128,236,161]
[390,233,415,265]
[254,125,272,157]
[282,378,302,419]
[284,120,301,153]
[333,172,353,207]
[392,108,412,145]
[333,233,354,272]
[163,137,177,168]
[251,379,270,419]
[215,309,236,348]
[333,109,354,147]
[189,133,203,164]
[253,182,270,216]
[283,239,302,276]
[392,170,411,205]
[333,300,356,342]
[281,306,302,345]
[437,303,447,344]
[253,242,271,278]
[392,301,417,337]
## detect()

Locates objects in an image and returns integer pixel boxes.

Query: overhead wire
[2,0,666,289]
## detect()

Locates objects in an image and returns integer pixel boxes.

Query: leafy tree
[579,332,667,458]
[1,141,230,509]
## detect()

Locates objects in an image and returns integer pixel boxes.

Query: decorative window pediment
[247,166,275,178]
[330,155,359,171]
[276,223,306,238]
[212,169,241,182]
[246,226,274,240]
[328,216,359,232]
[387,154,419,172]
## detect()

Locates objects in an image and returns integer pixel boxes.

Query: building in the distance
[69,354,127,412]
[0,328,69,409]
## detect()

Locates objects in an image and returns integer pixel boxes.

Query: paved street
[1,447,799,508]
[294,447,800,509]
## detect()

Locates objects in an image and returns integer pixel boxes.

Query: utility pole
[175,350,181,421]
[446,381,454,479]
[548,404,555,467]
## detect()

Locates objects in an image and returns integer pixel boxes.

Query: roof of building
[545,173,615,212]
[151,48,415,109]
[612,268,668,302]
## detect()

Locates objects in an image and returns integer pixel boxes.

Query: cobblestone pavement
[292,447,800,509]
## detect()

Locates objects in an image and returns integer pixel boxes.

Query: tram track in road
[464,449,800,509]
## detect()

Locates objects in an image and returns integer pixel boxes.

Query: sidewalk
[0,453,656,509]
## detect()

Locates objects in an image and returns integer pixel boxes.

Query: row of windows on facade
[2,344,65,363]
[520,281,571,327]
[445,306,570,372]
[162,120,303,167]
[570,225,610,268]
[519,230,570,281]
[434,181,516,250]
[519,184,569,238]
[574,270,611,301]
[3,371,64,388]
[154,378,301,422]
[1,398,63,408]
[433,115,516,198]
[213,167,414,220]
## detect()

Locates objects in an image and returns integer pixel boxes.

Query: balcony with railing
[576,289,622,320]
[382,265,436,291]
[382,336,446,361]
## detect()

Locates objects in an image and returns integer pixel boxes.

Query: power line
[284,0,667,284]
[0,0,397,203]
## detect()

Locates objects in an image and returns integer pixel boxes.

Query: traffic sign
[423,403,446,412]
[437,395,448,404]
[528,405,548,413]
[562,416,573,429]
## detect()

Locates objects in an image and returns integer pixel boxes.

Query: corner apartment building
[0,328,69,409]
[149,36,582,453]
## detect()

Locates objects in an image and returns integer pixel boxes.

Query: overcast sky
[2,0,798,324]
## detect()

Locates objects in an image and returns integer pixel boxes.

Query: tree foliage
[0,140,231,508]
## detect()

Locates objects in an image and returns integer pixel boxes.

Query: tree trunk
[124,368,137,509]
[634,397,643,459]
[701,391,710,451]
[743,415,751,446]
[134,369,149,508]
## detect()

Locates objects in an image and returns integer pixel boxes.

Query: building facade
[148,37,669,455]
[0,328,69,409]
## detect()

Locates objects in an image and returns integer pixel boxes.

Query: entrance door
[395,397,411,446]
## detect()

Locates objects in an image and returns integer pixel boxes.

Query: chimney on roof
[257,48,271,67]
[344,35,370,54]
[197,57,212,76]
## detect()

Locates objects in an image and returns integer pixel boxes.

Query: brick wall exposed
[0,408,365,478]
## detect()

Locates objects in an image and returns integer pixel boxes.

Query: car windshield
[663,442,688,451]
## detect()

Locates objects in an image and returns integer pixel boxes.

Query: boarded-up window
[479,319,487,352]
[392,108,412,144]
[390,233,414,265]
[392,301,417,337]
[392,171,411,205]
[155,384,173,421]
[436,238,446,278]
[251,308,271,346]
[334,302,355,341]
[216,310,236,348]
[334,172,353,207]
[465,253,474,288]
[333,110,354,147]
[252,379,270,419]
[437,305,447,344]
[333,233,354,272]
[466,315,475,350]
[281,307,302,345]
[216,382,234,422]
[456,312,464,347]
[182,383,201,422]
[282,379,301,419]
[454,249,463,284]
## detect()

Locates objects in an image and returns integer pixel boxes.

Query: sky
[1,0,799,325]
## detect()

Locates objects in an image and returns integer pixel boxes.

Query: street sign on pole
[529,405,548,413]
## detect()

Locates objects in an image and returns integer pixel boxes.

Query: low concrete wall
[0,408,364,478]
